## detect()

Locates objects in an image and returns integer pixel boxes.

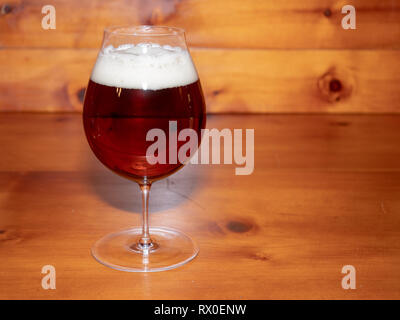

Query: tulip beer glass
[83,26,206,272]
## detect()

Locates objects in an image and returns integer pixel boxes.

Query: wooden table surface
[0,113,400,299]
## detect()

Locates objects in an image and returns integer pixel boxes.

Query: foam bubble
[90,43,199,90]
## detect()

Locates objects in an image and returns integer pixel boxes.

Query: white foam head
[90,43,198,90]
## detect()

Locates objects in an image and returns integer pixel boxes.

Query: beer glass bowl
[83,26,206,272]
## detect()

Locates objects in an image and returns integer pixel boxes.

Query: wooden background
[0,0,399,113]
[1,1,400,300]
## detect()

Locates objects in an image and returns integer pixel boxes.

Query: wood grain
[1,48,399,113]
[0,0,399,49]
[1,113,400,299]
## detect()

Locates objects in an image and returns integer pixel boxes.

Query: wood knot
[330,121,350,127]
[212,89,223,96]
[0,228,23,244]
[76,88,86,103]
[226,220,253,233]
[323,8,332,17]
[251,252,271,261]
[56,116,70,122]
[329,79,342,92]
[318,68,354,103]
[1,3,12,15]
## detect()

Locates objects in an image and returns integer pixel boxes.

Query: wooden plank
[1,114,400,299]
[0,48,399,113]
[0,49,95,112]
[0,0,399,49]
[1,114,400,172]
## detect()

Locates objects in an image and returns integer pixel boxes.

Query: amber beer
[83,43,206,182]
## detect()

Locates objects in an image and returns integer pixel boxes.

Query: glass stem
[139,182,152,248]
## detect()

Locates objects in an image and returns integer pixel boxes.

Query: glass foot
[91,227,199,272]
